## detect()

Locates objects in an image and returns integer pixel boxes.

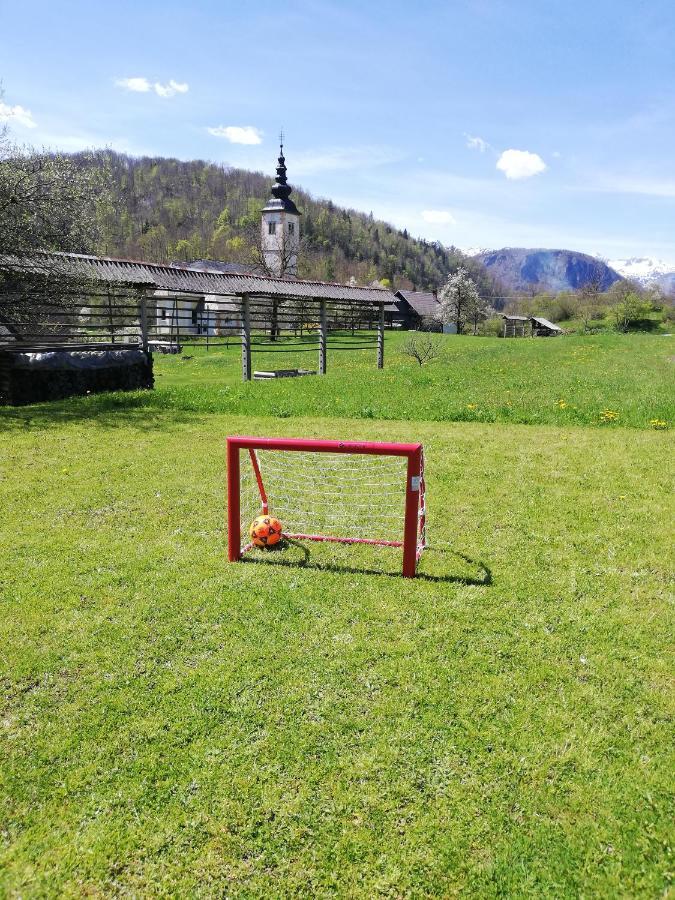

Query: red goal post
[227,436,427,577]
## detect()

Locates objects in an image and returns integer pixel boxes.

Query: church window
[288,222,295,234]
[268,221,276,235]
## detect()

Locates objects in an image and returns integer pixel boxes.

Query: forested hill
[74,150,496,294]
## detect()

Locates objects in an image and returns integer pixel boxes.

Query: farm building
[502,315,564,337]
[389,290,456,333]
[502,314,531,337]
[531,316,563,336]
[154,290,240,340]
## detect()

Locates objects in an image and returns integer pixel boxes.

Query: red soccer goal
[226,436,427,577]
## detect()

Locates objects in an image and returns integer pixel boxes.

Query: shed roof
[394,290,440,317]
[1,252,394,306]
[502,314,530,322]
[531,316,563,332]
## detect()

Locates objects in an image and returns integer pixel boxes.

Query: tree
[0,139,109,266]
[437,267,481,335]
[0,115,111,338]
[468,292,490,335]
[610,291,653,332]
[578,272,606,332]
[401,334,439,366]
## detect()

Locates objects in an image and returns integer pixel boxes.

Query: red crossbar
[228,435,422,456]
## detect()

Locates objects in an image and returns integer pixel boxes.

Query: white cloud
[496,149,547,180]
[208,125,264,145]
[0,101,37,128]
[421,209,457,225]
[154,79,189,98]
[116,77,152,93]
[116,77,189,98]
[465,133,490,152]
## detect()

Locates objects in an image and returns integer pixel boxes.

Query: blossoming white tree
[436,267,486,335]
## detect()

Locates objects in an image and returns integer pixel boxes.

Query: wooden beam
[319,299,327,375]
[241,293,251,382]
[377,304,385,369]
[140,292,149,354]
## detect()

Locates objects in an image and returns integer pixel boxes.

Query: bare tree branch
[401,334,440,366]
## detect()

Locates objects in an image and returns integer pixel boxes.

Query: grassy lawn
[1,401,673,896]
[48,331,673,431]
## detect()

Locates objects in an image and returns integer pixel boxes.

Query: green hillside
[76,150,497,293]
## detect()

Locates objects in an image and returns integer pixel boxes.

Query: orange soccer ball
[249,514,283,548]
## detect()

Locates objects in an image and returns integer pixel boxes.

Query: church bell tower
[261,135,301,277]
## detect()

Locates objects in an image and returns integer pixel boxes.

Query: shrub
[401,334,440,366]
[478,316,503,337]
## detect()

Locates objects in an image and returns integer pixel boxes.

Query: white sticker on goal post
[410,476,421,491]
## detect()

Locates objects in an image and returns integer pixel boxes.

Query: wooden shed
[502,315,530,337]
[530,316,563,337]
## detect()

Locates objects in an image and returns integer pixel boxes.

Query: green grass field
[27,331,670,431]
[1,333,673,896]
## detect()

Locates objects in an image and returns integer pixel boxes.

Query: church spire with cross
[261,131,301,276]
[268,131,300,215]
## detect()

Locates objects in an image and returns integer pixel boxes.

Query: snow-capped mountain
[462,248,675,293]
[607,257,675,289]
[469,247,621,293]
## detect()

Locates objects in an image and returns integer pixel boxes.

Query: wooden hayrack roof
[1,252,394,306]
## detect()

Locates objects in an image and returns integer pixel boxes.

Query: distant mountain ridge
[608,257,675,291]
[473,247,622,293]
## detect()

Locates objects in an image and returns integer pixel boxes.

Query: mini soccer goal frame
[227,436,427,577]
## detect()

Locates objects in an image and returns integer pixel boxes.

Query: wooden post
[319,299,327,375]
[140,292,149,353]
[107,291,115,344]
[241,293,251,382]
[377,303,385,369]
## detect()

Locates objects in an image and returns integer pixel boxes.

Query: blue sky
[2,0,674,261]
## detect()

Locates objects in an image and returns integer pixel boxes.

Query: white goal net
[240,449,408,547]
[227,437,427,576]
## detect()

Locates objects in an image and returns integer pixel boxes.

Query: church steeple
[267,133,300,214]
[261,133,301,278]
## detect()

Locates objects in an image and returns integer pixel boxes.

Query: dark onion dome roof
[263,142,300,216]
